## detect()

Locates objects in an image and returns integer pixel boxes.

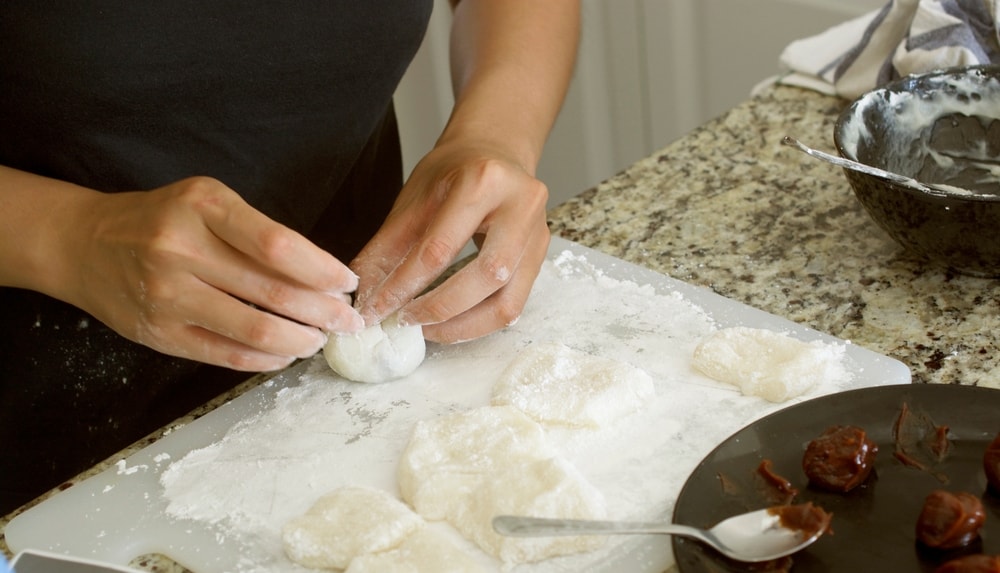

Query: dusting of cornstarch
[158,249,852,573]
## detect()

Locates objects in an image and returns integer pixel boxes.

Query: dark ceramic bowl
[833,65,1000,277]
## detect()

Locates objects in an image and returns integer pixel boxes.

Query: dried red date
[802,425,877,492]
[916,490,986,550]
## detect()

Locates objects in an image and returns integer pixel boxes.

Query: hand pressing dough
[345,527,487,573]
[490,342,655,427]
[282,486,423,570]
[450,457,608,564]
[692,326,847,402]
[324,313,425,383]
[397,405,554,520]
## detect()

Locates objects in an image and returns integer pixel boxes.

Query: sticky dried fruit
[802,425,877,492]
[916,490,985,550]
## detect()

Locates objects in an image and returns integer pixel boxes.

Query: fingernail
[315,329,330,346]
[329,308,365,333]
[346,271,360,292]
[326,271,359,299]
[298,329,328,358]
[265,355,298,371]
[330,291,352,305]
[345,309,365,332]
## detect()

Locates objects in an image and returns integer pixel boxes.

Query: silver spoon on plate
[493,503,831,563]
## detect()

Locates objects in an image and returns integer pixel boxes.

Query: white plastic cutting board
[5,238,910,573]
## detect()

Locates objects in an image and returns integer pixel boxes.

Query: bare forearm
[445,0,581,174]
[0,165,99,297]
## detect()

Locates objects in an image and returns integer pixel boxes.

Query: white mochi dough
[490,342,655,427]
[282,486,423,570]
[323,313,425,383]
[397,405,607,565]
[692,326,847,402]
[397,406,554,520]
[345,527,487,573]
[450,457,608,564]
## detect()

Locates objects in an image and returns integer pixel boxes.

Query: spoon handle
[781,136,911,184]
[781,136,955,195]
[492,515,702,539]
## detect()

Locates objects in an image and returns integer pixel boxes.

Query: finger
[355,174,503,325]
[200,186,359,295]
[350,230,413,313]
[194,247,364,333]
[157,325,299,372]
[419,229,549,343]
[395,197,547,328]
[396,229,524,328]
[164,282,330,360]
[362,229,471,324]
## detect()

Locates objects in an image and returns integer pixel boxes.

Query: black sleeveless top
[0,1,433,512]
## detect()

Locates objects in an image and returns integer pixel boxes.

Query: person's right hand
[52,176,362,371]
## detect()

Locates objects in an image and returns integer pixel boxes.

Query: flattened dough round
[490,342,655,427]
[345,527,486,573]
[397,405,608,565]
[451,457,608,564]
[692,326,847,402]
[282,486,423,570]
[397,405,553,520]
[324,313,425,383]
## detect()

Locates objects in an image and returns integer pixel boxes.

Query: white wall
[393,1,454,179]
[394,0,885,208]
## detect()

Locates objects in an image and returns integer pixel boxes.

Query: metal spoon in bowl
[781,135,957,196]
[492,503,831,563]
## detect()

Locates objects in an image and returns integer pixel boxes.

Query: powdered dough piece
[397,406,554,519]
[282,486,423,570]
[452,457,608,564]
[397,405,607,565]
[324,313,425,383]
[692,326,847,402]
[345,527,487,573]
[490,342,655,427]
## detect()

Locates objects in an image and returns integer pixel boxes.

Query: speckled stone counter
[3,83,999,569]
[549,83,1000,391]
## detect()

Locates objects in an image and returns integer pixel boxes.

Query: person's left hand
[351,139,550,344]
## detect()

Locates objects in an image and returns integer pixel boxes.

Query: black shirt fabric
[0,1,433,513]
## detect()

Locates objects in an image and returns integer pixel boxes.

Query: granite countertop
[3,83,999,568]
[549,83,1000,391]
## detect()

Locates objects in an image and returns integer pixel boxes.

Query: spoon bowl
[492,503,831,563]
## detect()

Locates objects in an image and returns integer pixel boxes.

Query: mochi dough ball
[692,326,847,402]
[324,313,425,383]
[490,342,655,427]
[282,485,423,570]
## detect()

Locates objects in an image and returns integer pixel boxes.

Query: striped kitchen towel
[774,0,1000,99]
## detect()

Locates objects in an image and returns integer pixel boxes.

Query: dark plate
[672,384,1000,572]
